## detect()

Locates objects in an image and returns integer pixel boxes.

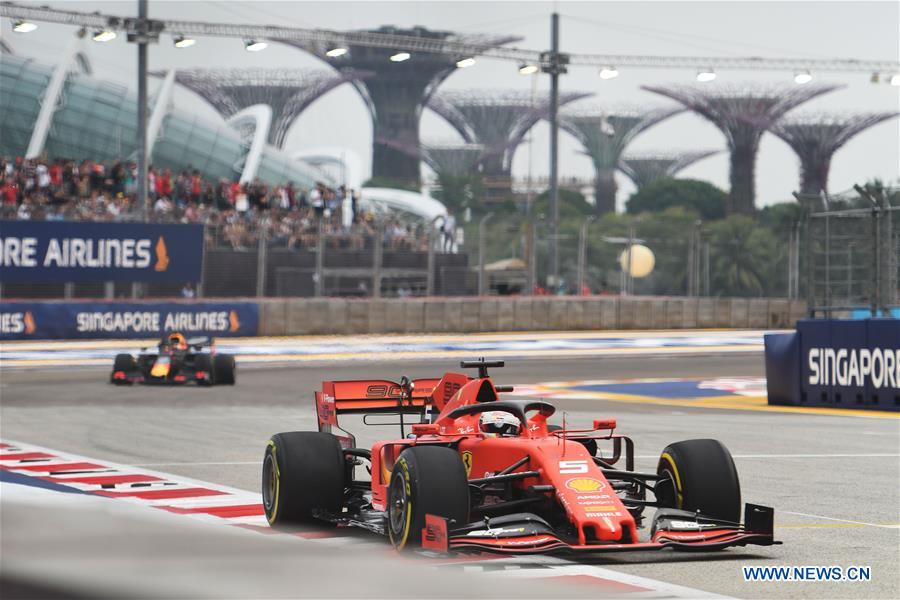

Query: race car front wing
[424,503,779,554]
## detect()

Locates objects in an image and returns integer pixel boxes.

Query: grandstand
[0,52,331,189]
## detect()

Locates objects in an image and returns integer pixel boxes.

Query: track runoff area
[1,330,898,599]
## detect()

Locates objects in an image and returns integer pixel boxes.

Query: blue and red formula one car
[262,359,778,554]
[110,332,235,386]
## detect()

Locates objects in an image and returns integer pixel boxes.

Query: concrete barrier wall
[258,296,806,336]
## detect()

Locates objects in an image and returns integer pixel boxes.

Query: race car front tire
[656,438,741,523]
[194,354,215,386]
[387,446,469,550]
[262,432,345,527]
[111,354,135,384]
[214,354,236,385]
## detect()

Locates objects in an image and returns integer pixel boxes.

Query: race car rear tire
[656,439,741,523]
[194,354,215,386]
[214,354,236,385]
[111,354,135,384]
[387,446,469,550]
[262,432,345,527]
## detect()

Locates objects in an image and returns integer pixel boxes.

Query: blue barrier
[0,220,203,283]
[764,332,800,406]
[765,318,900,411]
[0,301,259,340]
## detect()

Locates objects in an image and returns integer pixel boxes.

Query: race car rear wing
[315,373,471,441]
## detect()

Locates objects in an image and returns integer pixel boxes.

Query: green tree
[758,201,803,231]
[626,178,727,220]
[430,173,487,215]
[532,188,594,219]
[708,216,779,296]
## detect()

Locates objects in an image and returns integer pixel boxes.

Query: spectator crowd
[1,156,434,252]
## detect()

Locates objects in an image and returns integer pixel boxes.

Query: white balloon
[619,244,655,278]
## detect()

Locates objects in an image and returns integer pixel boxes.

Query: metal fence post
[104,281,114,299]
[255,216,268,297]
[478,212,494,296]
[704,241,710,297]
[426,229,436,297]
[197,222,207,298]
[427,215,444,297]
[577,216,595,294]
[315,219,324,297]
[624,225,635,295]
[372,222,383,298]
[824,214,831,313]
[872,200,881,315]
[528,221,537,296]
[686,230,695,297]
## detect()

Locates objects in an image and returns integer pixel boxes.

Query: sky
[1,0,898,209]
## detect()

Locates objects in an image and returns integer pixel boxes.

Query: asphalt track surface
[2,349,899,599]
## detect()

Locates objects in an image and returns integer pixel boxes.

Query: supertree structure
[771,112,899,196]
[562,106,683,214]
[428,90,591,194]
[152,68,369,148]
[421,142,485,178]
[619,149,721,189]
[284,27,519,187]
[642,84,842,214]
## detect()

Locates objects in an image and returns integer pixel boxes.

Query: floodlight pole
[126,0,162,223]
[136,0,149,222]
[543,12,566,287]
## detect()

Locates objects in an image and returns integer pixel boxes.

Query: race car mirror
[593,419,617,431]
[411,423,439,436]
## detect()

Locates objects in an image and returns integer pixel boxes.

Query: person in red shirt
[50,161,63,187]
[157,169,172,198]
[190,170,202,203]
[3,180,19,205]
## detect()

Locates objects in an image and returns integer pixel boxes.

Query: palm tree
[708,216,778,296]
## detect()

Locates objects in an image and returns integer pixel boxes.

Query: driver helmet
[479,411,522,437]
[168,332,187,349]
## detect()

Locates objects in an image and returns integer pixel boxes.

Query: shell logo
[565,477,606,492]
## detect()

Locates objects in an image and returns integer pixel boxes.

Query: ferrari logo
[461,451,473,477]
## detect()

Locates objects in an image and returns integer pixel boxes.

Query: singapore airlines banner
[0,301,259,340]
[0,220,203,283]
[765,318,899,411]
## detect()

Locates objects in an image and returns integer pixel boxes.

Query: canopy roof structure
[642,83,843,213]
[619,149,721,189]
[152,68,369,148]
[771,112,899,196]
[428,90,591,178]
[282,27,520,187]
[562,105,683,213]
[421,142,485,178]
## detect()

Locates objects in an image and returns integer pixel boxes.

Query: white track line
[781,511,900,529]
[634,454,900,459]
[134,453,900,468]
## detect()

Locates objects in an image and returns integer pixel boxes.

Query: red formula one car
[110,332,235,386]
[262,359,778,554]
